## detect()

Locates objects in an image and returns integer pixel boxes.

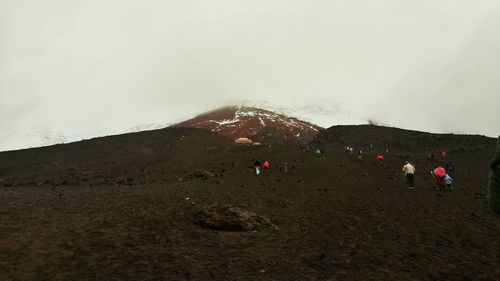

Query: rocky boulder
[194,205,279,232]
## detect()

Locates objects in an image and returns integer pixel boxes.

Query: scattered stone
[185,197,195,205]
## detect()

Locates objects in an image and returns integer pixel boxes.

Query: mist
[1,0,499,150]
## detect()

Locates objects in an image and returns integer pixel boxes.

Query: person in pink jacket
[433,166,446,192]
[262,161,270,172]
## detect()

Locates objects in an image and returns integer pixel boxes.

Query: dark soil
[0,126,499,280]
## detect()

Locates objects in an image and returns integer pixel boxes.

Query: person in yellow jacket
[488,137,500,214]
[402,161,416,189]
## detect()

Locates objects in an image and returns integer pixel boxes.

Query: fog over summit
[1,0,499,151]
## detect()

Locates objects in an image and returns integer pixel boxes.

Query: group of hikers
[251,136,500,215]
[427,150,449,165]
[343,145,456,192]
[254,159,296,175]
[344,145,388,162]
[402,161,453,191]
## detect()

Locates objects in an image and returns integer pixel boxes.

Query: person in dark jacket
[488,137,500,214]
[254,160,262,175]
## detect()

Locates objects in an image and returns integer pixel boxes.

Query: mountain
[0,101,366,151]
[1,121,499,280]
[172,106,323,144]
[2,117,499,280]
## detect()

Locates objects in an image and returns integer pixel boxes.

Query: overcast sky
[1,0,499,150]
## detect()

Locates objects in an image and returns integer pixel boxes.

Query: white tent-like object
[235,137,253,144]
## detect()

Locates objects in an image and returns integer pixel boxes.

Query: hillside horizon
[2,105,496,152]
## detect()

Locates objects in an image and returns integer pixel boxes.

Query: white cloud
[1,0,499,150]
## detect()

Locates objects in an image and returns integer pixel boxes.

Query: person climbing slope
[441,150,447,164]
[433,166,447,192]
[488,137,500,214]
[254,160,262,175]
[444,174,453,191]
[428,151,434,162]
[263,160,270,172]
[376,154,384,164]
[402,161,416,189]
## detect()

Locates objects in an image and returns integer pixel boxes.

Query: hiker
[444,174,453,191]
[488,137,500,214]
[433,166,446,192]
[357,150,363,160]
[376,154,384,163]
[283,161,288,173]
[316,148,321,156]
[291,160,297,173]
[263,160,270,172]
[402,161,416,189]
[441,150,447,164]
[254,160,262,175]
[349,147,354,156]
[428,151,434,162]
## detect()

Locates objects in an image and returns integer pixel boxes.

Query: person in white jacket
[444,174,453,191]
[402,161,416,189]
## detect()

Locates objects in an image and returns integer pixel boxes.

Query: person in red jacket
[433,166,446,192]
[376,154,384,164]
[262,160,270,172]
[441,150,447,164]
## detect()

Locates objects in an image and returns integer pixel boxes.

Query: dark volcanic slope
[172,106,323,144]
[312,125,496,154]
[1,125,500,280]
[0,127,230,187]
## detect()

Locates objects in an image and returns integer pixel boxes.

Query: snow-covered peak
[173,105,322,143]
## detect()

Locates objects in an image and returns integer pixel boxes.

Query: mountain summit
[172,106,323,144]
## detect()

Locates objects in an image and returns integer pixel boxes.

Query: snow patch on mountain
[243,100,368,128]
